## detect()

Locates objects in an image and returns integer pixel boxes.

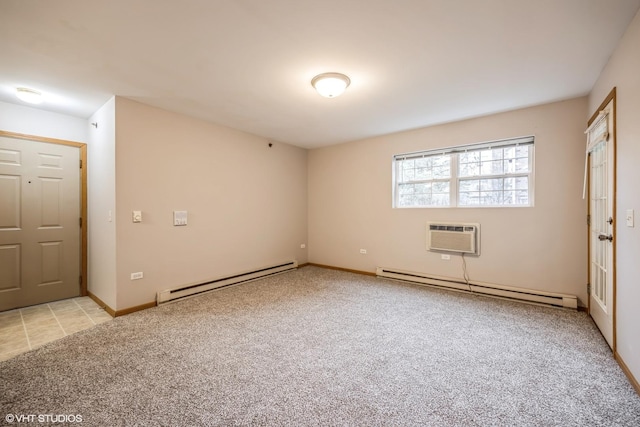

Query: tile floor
[0,296,113,362]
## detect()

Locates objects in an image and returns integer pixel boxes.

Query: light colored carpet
[1,266,639,426]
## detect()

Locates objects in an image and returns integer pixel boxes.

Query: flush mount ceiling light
[311,72,351,98]
[16,87,43,104]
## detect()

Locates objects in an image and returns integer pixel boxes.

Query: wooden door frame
[586,87,617,352]
[0,130,88,297]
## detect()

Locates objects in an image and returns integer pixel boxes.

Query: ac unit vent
[427,222,480,255]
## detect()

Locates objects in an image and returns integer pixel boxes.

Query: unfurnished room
[1,1,640,425]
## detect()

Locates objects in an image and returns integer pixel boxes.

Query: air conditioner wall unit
[427,222,480,255]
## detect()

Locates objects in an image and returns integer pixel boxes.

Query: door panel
[0,244,21,291]
[40,241,63,285]
[0,175,21,228]
[40,178,63,227]
[0,148,21,165]
[588,99,615,349]
[0,136,81,311]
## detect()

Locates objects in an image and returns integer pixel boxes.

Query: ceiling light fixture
[311,72,351,98]
[16,87,43,104]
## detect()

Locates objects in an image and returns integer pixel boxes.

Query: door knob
[598,234,613,242]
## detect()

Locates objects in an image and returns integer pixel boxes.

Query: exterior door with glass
[587,97,615,349]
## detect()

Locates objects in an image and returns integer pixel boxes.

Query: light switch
[173,210,187,226]
[132,210,142,223]
[626,209,634,227]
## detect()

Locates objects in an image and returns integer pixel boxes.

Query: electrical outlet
[300,244,306,249]
[360,249,367,254]
[130,272,143,280]
[132,210,142,223]
[441,254,451,260]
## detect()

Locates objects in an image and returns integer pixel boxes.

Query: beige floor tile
[75,302,108,317]
[26,323,65,341]
[53,308,86,322]
[0,324,24,337]
[73,296,99,307]
[22,310,55,325]
[61,322,93,335]
[0,320,24,335]
[89,312,113,324]
[83,307,111,318]
[28,331,66,348]
[0,348,29,361]
[0,331,28,348]
[59,312,92,325]
[0,322,24,335]
[0,325,22,337]
[57,316,94,334]
[49,299,77,309]
[49,305,82,316]
[83,304,108,314]
[27,323,64,341]
[0,337,29,354]
[0,297,113,362]
[20,305,51,315]
[0,309,22,323]
[50,301,84,315]
[23,317,60,331]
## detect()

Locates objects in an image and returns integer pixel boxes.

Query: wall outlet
[359,249,367,254]
[300,243,306,249]
[130,272,144,280]
[132,210,142,223]
[441,254,451,260]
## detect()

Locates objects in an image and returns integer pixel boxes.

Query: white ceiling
[1,0,639,149]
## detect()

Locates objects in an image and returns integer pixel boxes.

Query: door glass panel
[590,141,607,310]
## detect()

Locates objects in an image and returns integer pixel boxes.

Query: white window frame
[393,136,535,208]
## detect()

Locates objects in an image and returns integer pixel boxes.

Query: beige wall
[113,97,308,309]
[589,9,640,385]
[309,97,588,304]
[87,97,117,308]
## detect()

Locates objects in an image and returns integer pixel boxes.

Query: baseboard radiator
[376,267,577,309]
[157,261,298,305]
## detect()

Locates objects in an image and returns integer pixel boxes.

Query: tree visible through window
[397,155,451,207]
[393,136,534,208]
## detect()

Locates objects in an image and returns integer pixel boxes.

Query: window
[393,136,534,208]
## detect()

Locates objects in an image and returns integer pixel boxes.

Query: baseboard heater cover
[376,267,577,309]
[157,261,298,305]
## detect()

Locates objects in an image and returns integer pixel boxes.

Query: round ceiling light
[16,87,43,104]
[311,72,351,98]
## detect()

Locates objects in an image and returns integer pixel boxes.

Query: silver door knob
[598,234,613,242]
